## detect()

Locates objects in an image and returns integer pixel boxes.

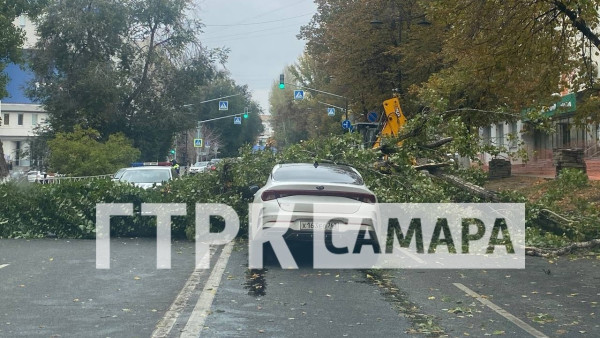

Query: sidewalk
[508,158,600,180]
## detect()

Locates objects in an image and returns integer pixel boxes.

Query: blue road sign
[219,101,229,111]
[327,107,335,116]
[233,116,242,125]
[294,90,304,100]
[193,138,203,147]
[341,119,352,130]
[367,111,378,122]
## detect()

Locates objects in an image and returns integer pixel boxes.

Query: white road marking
[453,283,548,338]
[180,241,235,338]
[150,248,215,338]
[0,264,9,270]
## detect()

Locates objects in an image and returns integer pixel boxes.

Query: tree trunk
[0,139,9,178]
[526,239,600,257]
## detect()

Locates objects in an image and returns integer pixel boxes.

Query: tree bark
[553,0,600,51]
[526,239,600,257]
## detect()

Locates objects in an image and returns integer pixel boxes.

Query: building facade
[0,103,47,170]
[479,93,600,177]
[0,15,45,171]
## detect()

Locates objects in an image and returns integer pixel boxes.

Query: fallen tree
[526,239,600,257]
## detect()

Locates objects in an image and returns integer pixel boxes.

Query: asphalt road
[0,238,208,337]
[1,238,599,337]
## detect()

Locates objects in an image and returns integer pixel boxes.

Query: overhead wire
[201,22,309,41]
[203,12,313,27]
[202,28,303,43]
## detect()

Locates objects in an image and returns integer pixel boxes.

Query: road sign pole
[345,97,349,122]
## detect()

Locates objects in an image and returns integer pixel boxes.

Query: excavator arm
[372,97,407,149]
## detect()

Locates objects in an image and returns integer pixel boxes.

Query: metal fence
[30,174,113,184]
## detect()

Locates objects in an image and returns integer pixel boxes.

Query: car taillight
[261,190,277,201]
[358,194,377,203]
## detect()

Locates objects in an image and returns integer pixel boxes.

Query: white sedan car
[118,166,177,189]
[188,161,210,174]
[251,163,378,243]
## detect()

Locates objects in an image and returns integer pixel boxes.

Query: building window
[18,114,24,125]
[32,114,38,125]
[2,114,8,125]
[510,122,518,148]
[497,123,504,147]
[482,126,492,145]
[19,16,26,28]
[560,123,571,147]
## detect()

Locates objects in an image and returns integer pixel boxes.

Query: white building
[0,103,47,169]
[0,15,45,170]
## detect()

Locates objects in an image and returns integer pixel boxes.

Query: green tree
[269,57,343,148]
[47,126,140,176]
[298,0,440,119]
[28,0,216,160]
[185,74,264,157]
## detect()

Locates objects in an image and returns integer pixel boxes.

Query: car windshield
[120,169,171,183]
[272,164,363,185]
[194,162,209,167]
[113,168,126,179]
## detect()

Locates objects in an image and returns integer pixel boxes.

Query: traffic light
[279,74,285,89]
[243,107,249,119]
[170,149,175,155]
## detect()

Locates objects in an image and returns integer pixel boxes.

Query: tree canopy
[47,126,140,176]
[296,0,600,128]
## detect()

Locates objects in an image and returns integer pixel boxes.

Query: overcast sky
[196,0,317,115]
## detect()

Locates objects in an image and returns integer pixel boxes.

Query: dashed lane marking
[453,283,548,338]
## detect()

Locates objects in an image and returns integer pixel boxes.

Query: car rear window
[121,169,171,183]
[272,164,364,185]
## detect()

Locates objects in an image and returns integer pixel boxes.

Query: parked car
[8,170,26,182]
[118,166,177,189]
[26,170,54,183]
[112,167,127,181]
[251,163,377,243]
[207,158,222,171]
[188,161,210,174]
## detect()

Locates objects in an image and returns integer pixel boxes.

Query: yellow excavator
[372,97,407,149]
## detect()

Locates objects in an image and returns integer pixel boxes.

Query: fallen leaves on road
[527,312,556,324]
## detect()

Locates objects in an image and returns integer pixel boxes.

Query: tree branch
[553,0,600,50]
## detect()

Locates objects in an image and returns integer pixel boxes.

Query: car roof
[123,166,172,170]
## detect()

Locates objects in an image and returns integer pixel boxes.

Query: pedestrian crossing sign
[219,101,228,110]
